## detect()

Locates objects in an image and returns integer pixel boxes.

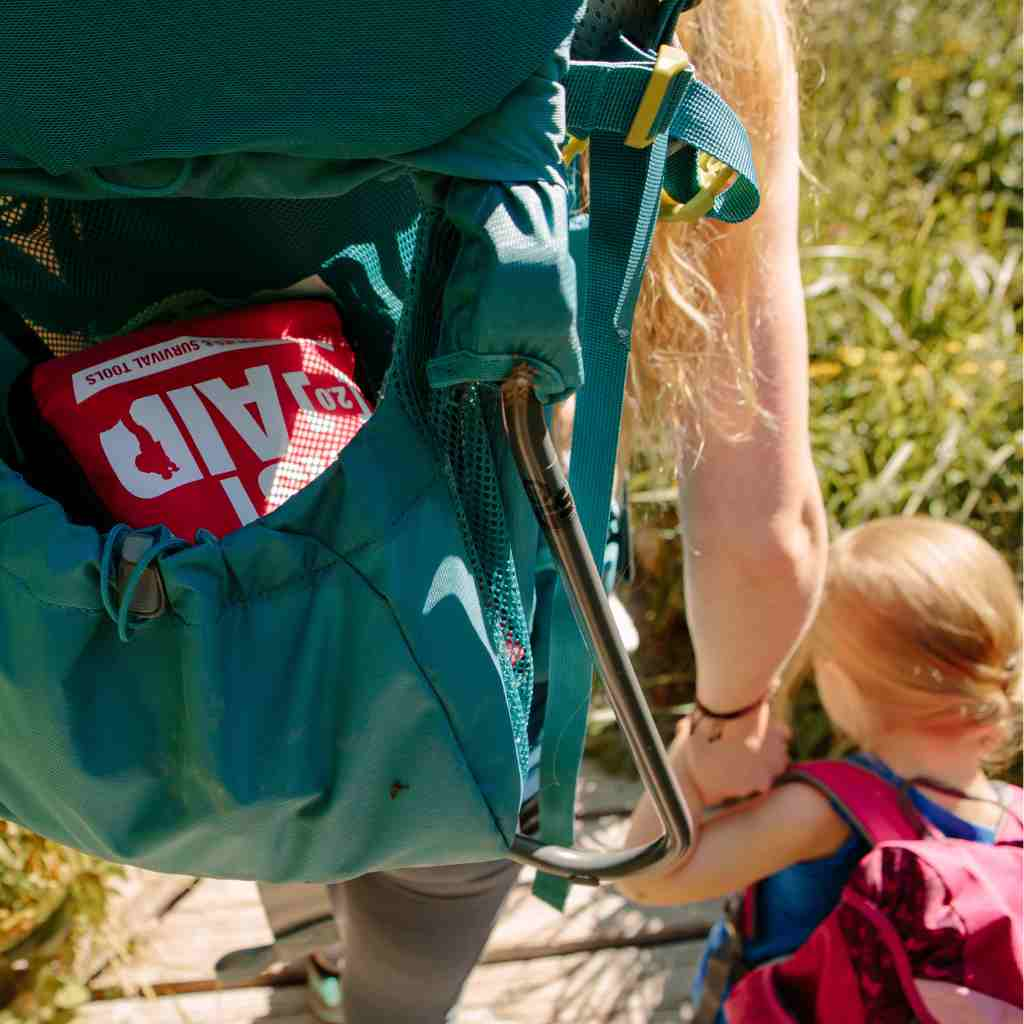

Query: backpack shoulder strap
[532,47,760,910]
[781,760,923,846]
[732,761,920,945]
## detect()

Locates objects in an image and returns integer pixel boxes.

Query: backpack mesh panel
[386,212,534,776]
[0,180,420,355]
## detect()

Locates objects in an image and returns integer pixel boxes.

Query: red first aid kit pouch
[10,300,374,539]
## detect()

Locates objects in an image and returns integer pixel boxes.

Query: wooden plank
[485,815,719,957]
[76,868,195,982]
[574,761,644,813]
[464,941,706,1022]
[80,940,706,1022]
[79,985,310,1024]
[91,879,277,991]
[91,820,718,993]
[256,883,333,938]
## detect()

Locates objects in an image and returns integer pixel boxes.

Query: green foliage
[0,824,117,1023]
[591,0,1023,777]
[793,0,1021,771]
[801,0,1022,561]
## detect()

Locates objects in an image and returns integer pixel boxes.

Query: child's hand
[676,704,791,807]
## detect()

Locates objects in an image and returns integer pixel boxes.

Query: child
[620,516,1023,1018]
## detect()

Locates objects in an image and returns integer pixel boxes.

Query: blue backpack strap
[533,50,760,908]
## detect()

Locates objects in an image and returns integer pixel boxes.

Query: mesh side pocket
[388,212,534,778]
[0,182,420,355]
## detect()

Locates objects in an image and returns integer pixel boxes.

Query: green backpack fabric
[0,1,759,897]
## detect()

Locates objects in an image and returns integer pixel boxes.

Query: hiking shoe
[305,954,514,1024]
[306,951,344,1023]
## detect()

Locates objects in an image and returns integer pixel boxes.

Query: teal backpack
[0,0,759,905]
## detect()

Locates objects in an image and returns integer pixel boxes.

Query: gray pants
[327,859,521,1023]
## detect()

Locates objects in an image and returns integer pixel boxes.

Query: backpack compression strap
[533,49,760,908]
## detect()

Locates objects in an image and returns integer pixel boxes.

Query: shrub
[0,824,116,1023]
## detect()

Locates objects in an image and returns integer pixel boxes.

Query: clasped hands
[671,698,791,809]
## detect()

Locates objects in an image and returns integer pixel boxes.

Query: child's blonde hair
[809,516,1022,769]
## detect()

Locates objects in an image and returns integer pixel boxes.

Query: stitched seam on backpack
[0,561,104,614]
[0,495,430,622]
[167,471,444,624]
[0,465,444,624]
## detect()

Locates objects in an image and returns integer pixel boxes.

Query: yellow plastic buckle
[659,159,735,223]
[562,134,589,167]
[624,45,693,150]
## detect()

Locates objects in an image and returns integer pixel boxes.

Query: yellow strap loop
[659,160,735,223]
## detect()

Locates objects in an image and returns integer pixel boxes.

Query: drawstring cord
[99,526,187,641]
[99,524,131,625]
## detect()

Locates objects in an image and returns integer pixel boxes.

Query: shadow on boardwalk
[79,761,718,1023]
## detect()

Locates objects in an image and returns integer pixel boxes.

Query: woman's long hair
[626,0,798,458]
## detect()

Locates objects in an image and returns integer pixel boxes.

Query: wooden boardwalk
[76,763,717,1023]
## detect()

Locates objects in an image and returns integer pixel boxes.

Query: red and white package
[28,300,373,539]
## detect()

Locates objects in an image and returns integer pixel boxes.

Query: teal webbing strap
[565,62,695,139]
[533,132,669,909]
[533,63,760,908]
[661,79,760,223]
[566,60,760,222]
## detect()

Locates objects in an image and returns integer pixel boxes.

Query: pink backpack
[723,761,1023,1024]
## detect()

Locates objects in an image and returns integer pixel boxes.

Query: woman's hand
[677,704,791,807]
[622,708,796,906]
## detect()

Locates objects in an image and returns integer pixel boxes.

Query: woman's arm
[619,729,849,906]
[675,20,829,805]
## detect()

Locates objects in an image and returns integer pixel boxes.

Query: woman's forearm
[678,140,828,712]
[675,37,827,713]
[678,277,828,713]
[681,460,827,712]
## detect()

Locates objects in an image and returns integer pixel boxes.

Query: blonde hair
[809,517,1023,770]
[625,0,798,456]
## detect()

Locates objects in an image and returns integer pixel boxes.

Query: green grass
[800,0,1022,559]
[593,0,1023,778]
